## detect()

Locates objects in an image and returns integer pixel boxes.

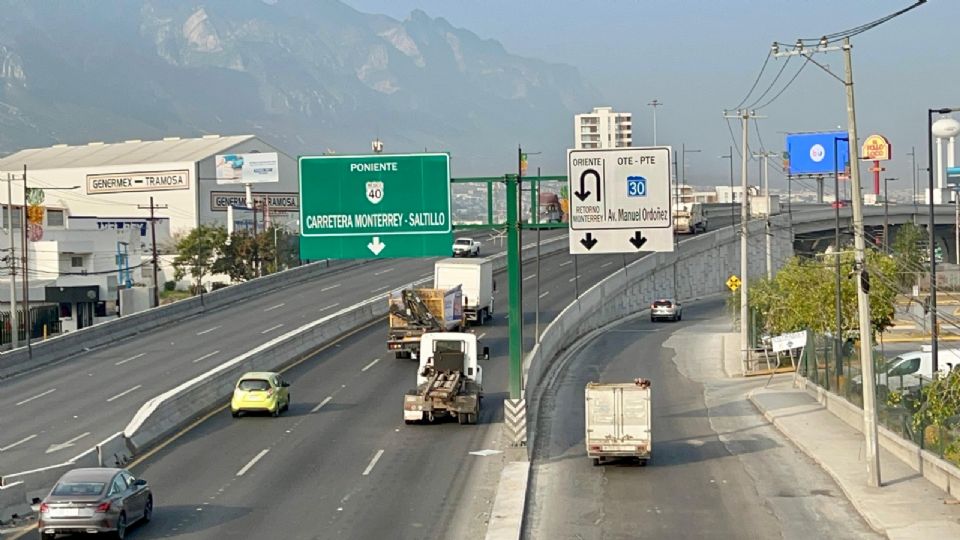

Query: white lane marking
[478,333,486,340]
[568,275,582,283]
[420,272,433,278]
[192,350,221,363]
[0,434,37,452]
[115,352,146,366]
[361,358,381,372]
[373,268,394,276]
[321,283,342,292]
[371,286,389,293]
[523,274,537,281]
[16,388,56,406]
[264,303,285,312]
[107,385,142,403]
[559,260,573,267]
[311,396,333,413]
[601,261,613,268]
[539,291,550,299]
[236,449,270,477]
[197,325,221,335]
[261,324,284,334]
[320,303,341,312]
[45,432,91,454]
[362,449,385,476]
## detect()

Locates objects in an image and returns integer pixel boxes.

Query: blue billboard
[785,131,851,176]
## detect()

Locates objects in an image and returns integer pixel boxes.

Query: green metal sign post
[298,153,452,259]
[506,173,523,399]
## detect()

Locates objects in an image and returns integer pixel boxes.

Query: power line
[744,55,793,110]
[734,50,773,110]
[755,55,812,110]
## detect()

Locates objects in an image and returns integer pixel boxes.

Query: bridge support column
[817,176,825,203]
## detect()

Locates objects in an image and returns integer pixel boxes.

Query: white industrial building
[574,106,632,149]
[0,134,301,236]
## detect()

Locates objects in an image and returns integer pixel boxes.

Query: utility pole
[648,99,662,145]
[842,37,880,488]
[138,197,168,308]
[774,35,880,487]
[724,108,761,372]
[754,151,778,279]
[20,165,30,357]
[252,199,260,278]
[5,173,17,348]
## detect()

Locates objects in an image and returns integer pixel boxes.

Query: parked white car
[452,237,481,257]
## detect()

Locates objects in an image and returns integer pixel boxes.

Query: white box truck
[585,379,652,466]
[434,258,494,324]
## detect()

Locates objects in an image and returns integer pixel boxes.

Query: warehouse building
[0,134,301,236]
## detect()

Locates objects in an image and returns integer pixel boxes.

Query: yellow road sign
[726,275,741,292]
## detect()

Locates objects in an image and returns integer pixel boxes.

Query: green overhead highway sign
[298,153,452,259]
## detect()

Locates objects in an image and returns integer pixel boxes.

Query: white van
[877,346,960,392]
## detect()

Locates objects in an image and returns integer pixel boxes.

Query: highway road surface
[0,229,562,476]
[79,247,645,540]
[523,299,881,540]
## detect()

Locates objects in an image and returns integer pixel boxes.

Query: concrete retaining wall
[799,377,960,498]
[524,217,794,457]
[0,258,367,380]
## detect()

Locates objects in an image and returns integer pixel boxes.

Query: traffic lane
[0,259,417,474]
[121,243,597,539]
[127,322,406,540]
[0,232,568,473]
[524,300,879,540]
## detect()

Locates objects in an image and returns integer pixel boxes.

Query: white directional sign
[567,147,674,254]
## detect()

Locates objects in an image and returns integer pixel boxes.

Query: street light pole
[928,107,960,375]
[648,99,662,145]
[720,148,735,225]
[884,177,896,252]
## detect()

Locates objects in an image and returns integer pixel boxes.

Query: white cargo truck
[585,379,652,466]
[434,258,494,324]
[673,202,707,234]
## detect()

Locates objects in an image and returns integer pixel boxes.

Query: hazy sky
[342,0,956,195]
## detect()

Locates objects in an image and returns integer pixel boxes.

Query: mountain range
[0,0,602,174]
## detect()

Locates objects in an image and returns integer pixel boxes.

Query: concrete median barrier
[0,481,28,523]
[97,432,133,469]
[0,258,368,380]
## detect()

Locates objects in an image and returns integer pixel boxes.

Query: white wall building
[574,107,632,149]
[0,134,300,237]
[715,185,760,204]
[0,204,148,342]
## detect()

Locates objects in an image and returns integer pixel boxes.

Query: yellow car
[231,371,290,417]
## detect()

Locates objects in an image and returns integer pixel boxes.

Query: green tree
[891,222,925,288]
[213,230,258,282]
[912,371,960,464]
[750,247,899,337]
[172,225,227,293]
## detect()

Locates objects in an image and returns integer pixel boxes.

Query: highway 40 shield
[366,181,384,205]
